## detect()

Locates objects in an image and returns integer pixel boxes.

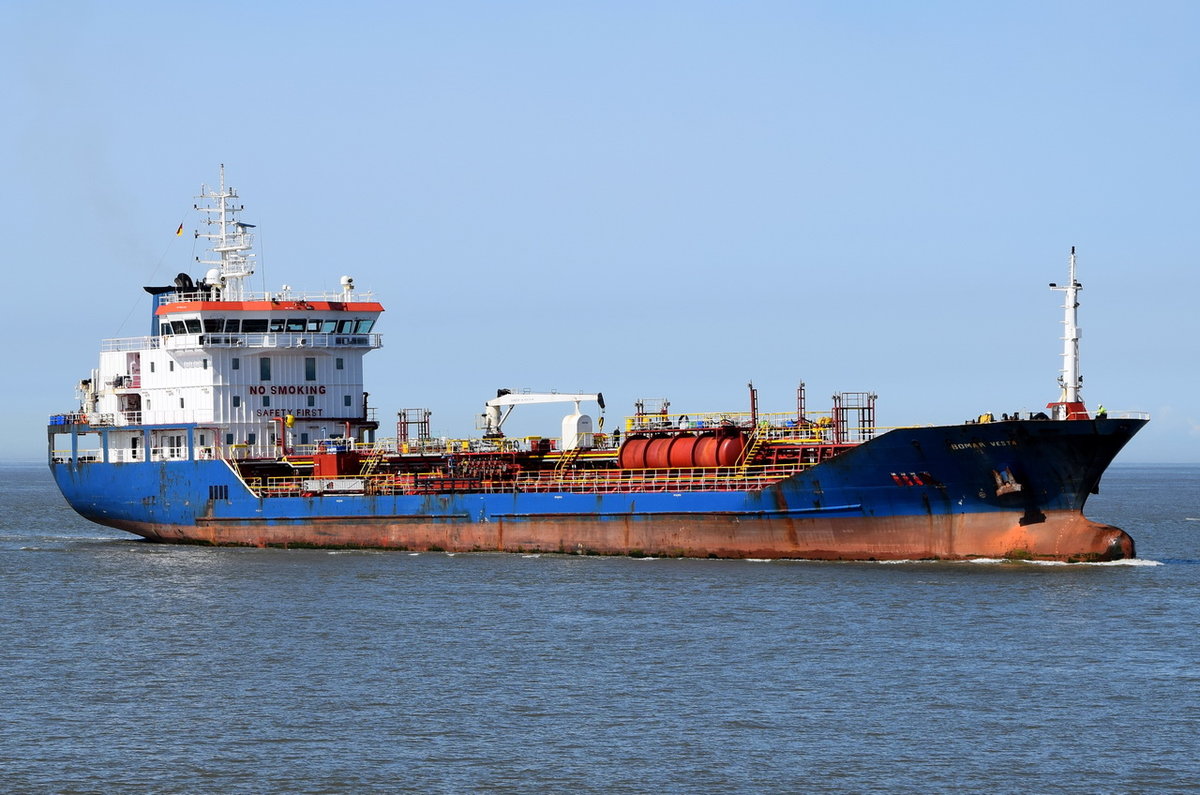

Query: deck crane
[482,390,606,450]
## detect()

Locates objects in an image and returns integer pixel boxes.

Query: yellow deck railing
[250,462,816,498]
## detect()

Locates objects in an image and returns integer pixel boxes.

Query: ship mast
[194,164,256,301]
[1048,246,1086,420]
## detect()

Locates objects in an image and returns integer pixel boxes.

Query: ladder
[737,425,767,475]
[358,441,389,477]
[554,446,583,480]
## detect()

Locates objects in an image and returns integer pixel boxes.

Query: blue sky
[4,1,1198,462]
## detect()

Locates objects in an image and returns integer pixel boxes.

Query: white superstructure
[72,168,384,462]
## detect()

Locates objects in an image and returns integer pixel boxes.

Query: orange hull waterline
[104,508,1132,562]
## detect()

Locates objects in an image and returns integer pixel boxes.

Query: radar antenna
[194,164,256,300]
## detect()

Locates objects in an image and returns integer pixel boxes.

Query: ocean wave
[4,533,126,543]
[1024,558,1163,567]
[871,556,1165,567]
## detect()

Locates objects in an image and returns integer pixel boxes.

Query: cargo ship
[48,169,1148,561]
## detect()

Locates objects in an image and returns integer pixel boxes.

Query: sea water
[2,462,1198,793]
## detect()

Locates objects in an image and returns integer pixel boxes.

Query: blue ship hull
[49,416,1147,561]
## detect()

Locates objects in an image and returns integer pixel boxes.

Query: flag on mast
[176,223,184,236]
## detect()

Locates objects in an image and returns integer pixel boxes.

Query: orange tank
[617,431,745,469]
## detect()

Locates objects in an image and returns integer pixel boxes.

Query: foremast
[1047,246,1088,420]
[195,164,255,301]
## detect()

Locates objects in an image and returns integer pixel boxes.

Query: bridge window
[224,318,241,332]
[306,319,322,332]
[336,319,353,333]
[355,319,375,333]
[160,323,173,336]
[269,318,285,333]
[170,320,187,334]
[321,320,337,333]
[203,319,223,332]
[286,318,305,332]
[242,319,268,333]
[185,319,202,334]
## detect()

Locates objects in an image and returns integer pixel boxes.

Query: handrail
[47,409,217,428]
[156,287,378,304]
[100,332,383,352]
[246,461,815,498]
[625,410,822,433]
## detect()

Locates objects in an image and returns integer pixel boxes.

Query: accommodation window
[247,433,256,445]
[232,396,241,408]
[259,357,271,381]
[232,357,240,370]
[300,432,310,445]
[225,433,234,445]
[169,361,175,372]
[336,357,344,370]
[344,395,352,407]
[179,398,184,408]
[202,358,208,370]
[150,362,156,373]
[307,395,315,407]
[262,396,270,407]
[305,357,316,381]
